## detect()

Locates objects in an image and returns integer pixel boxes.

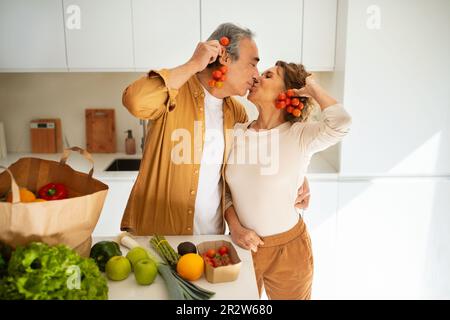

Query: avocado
[177,242,197,256]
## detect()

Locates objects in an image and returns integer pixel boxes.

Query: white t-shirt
[193,86,225,235]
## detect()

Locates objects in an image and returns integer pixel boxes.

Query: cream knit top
[225,104,352,236]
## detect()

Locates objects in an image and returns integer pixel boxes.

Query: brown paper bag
[0,147,108,257]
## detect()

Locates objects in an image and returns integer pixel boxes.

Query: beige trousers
[251,218,314,300]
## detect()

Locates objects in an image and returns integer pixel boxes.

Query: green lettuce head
[0,242,108,300]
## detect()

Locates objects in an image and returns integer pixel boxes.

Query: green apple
[105,256,131,281]
[134,258,158,285]
[126,247,149,269]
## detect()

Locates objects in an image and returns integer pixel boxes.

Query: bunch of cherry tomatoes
[202,245,232,268]
[275,89,305,117]
[208,36,230,89]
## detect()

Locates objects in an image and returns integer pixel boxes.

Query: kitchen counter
[1,152,340,236]
[0,152,339,181]
[93,234,260,300]
[0,152,142,181]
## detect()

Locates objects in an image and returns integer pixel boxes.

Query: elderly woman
[224,61,352,299]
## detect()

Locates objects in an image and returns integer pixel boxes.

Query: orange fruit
[6,188,37,203]
[176,253,204,281]
[33,198,47,202]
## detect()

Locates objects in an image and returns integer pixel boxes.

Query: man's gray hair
[207,23,254,65]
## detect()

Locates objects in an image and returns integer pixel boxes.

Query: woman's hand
[225,205,264,252]
[294,74,338,110]
[230,224,265,253]
[293,74,317,98]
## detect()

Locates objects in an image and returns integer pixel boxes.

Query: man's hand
[167,40,225,90]
[187,40,225,73]
[230,224,265,253]
[295,178,311,210]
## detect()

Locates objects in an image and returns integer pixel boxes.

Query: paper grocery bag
[0,147,108,257]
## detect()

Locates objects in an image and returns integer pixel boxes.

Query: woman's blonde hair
[276,61,315,123]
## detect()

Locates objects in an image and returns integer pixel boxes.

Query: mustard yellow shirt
[120,69,248,235]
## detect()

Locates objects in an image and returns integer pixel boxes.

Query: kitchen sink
[105,158,141,171]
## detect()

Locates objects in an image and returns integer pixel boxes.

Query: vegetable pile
[2,182,69,203]
[0,242,108,300]
[118,233,215,300]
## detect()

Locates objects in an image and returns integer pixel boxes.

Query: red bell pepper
[38,183,68,201]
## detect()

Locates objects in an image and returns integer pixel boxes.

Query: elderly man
[120,23,310,250]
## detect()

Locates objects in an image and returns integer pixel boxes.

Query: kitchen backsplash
[0,72,145,153]
[0,72,332,156]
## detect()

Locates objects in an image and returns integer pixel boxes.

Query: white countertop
[0,152,339,181]
[93,235,260,300]
[0,152,142,181]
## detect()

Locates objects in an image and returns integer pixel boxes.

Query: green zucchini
[90,241,122,272]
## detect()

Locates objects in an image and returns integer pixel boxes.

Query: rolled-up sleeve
[292,104,352,155]
[122,69,179,120]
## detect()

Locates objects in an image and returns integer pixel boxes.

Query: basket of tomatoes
[197,240,242,283]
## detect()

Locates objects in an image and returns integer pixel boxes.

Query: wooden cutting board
[85,109,116,153]
[39,118,63,152]
[30,119,62,153]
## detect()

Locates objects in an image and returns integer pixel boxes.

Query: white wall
[310,0,450,299]
[340,0,450,176]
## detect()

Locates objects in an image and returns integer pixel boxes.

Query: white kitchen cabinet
[200,0,303,71]
[93,179,135,236]
[302,0,337,71]
[303,180,339,299]
[63,0,134,70]
[132,0,200,71]
[336,177,450,299]
[0,0,67,71]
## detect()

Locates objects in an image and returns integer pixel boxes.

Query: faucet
[140,119,148,154]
